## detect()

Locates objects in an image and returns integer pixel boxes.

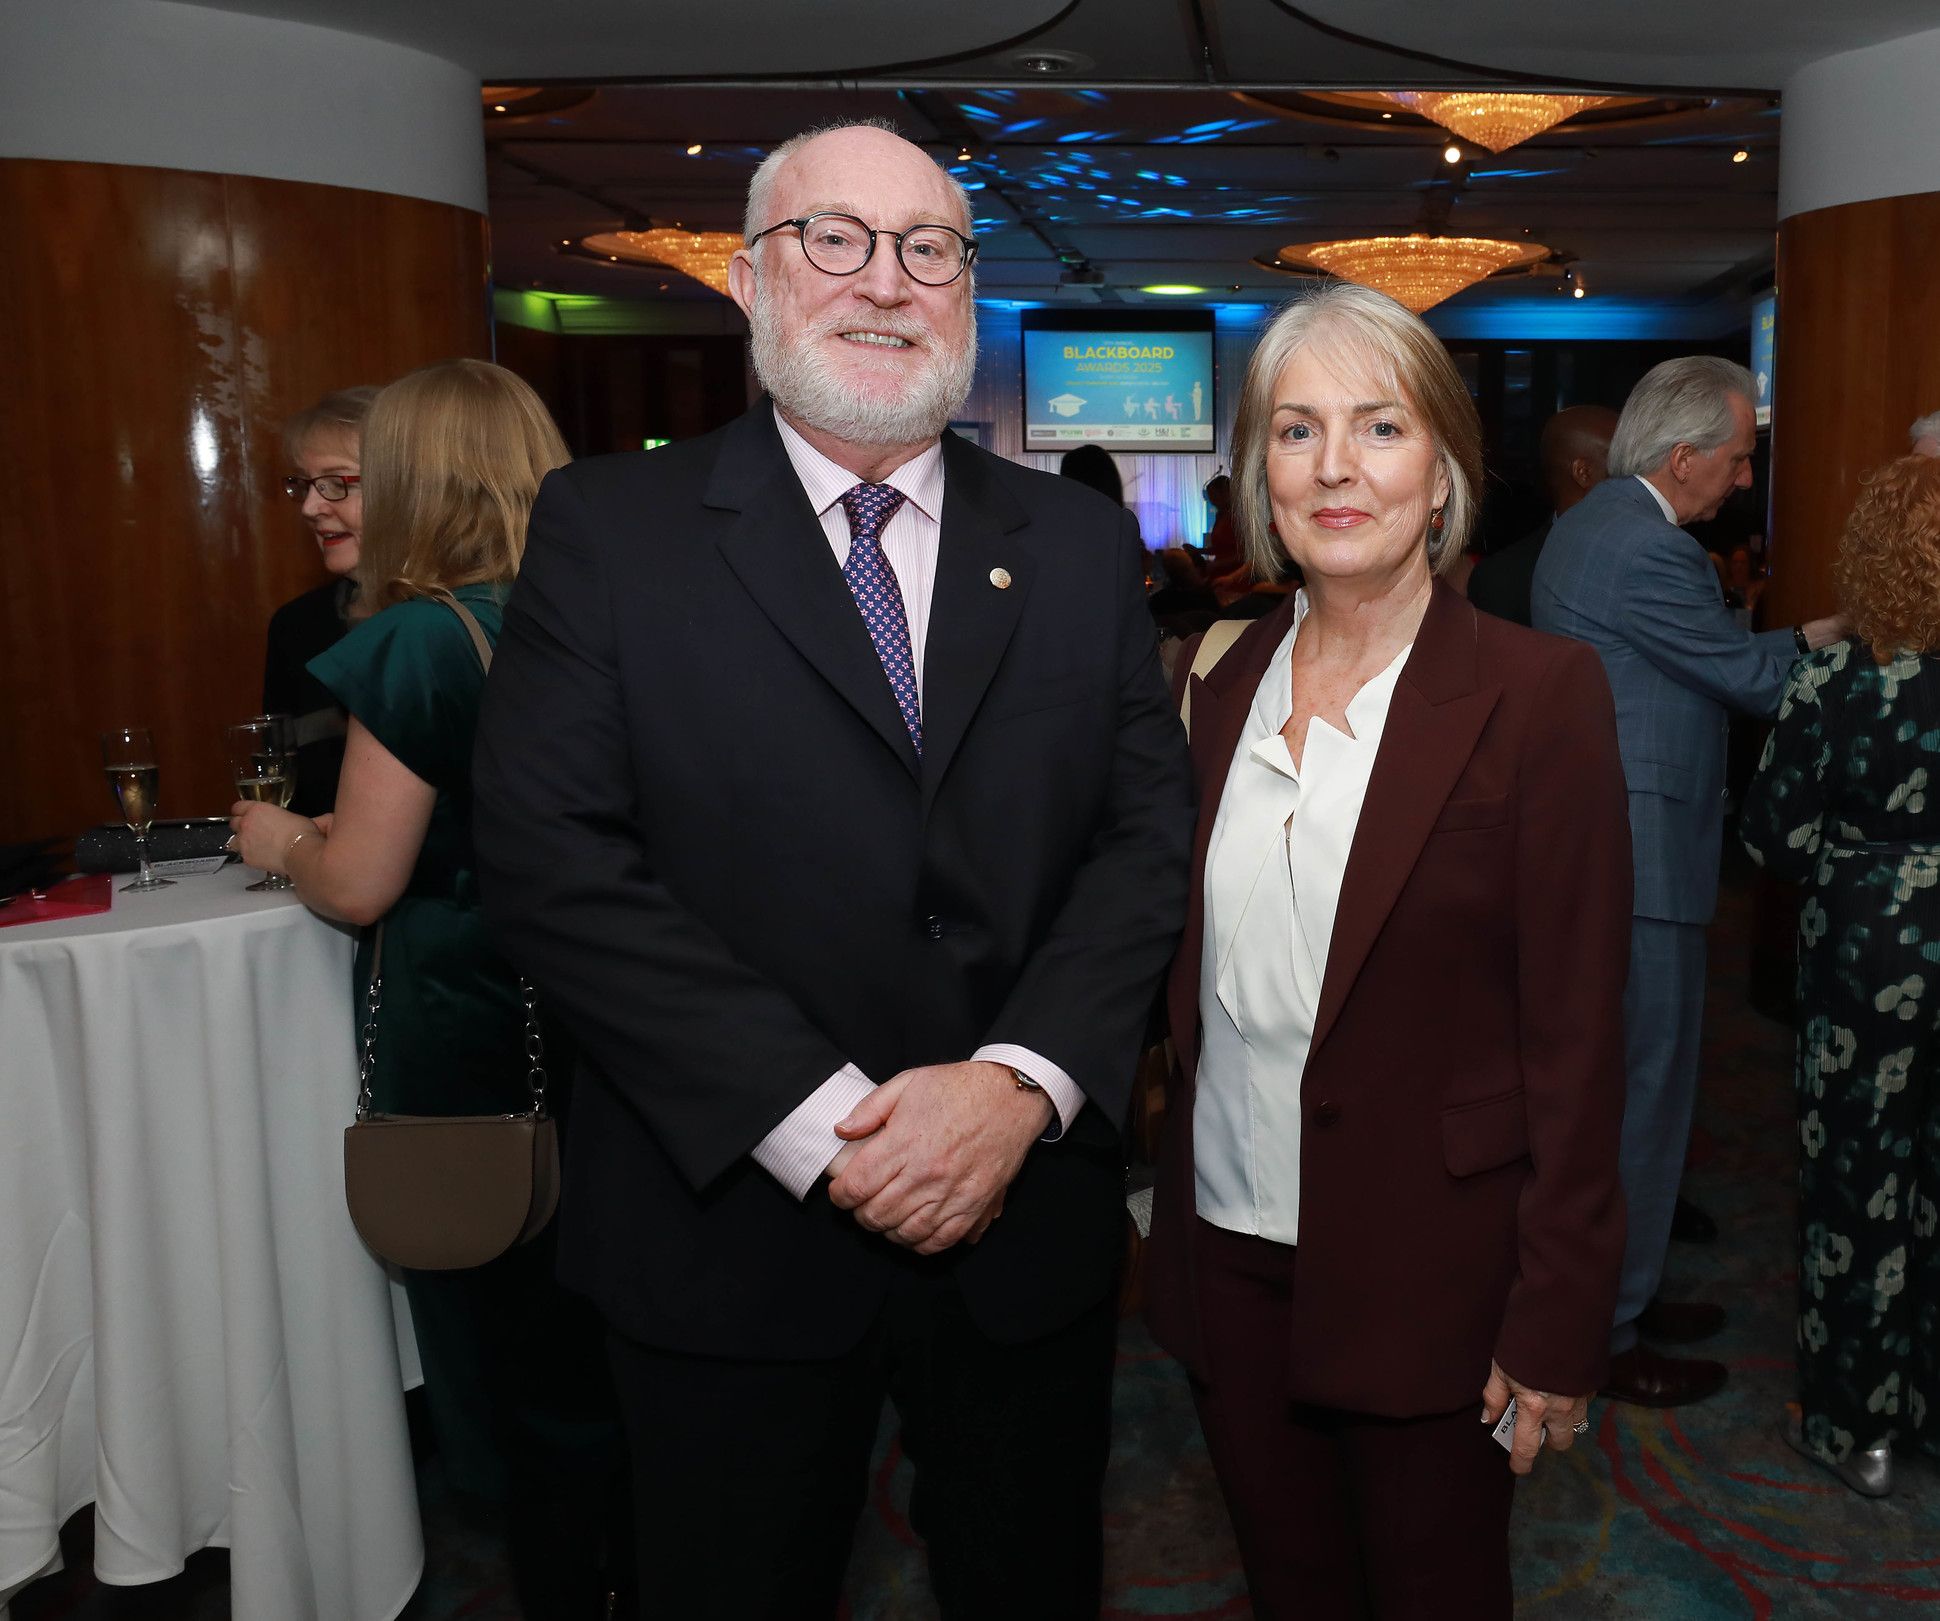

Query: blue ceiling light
[959,103,999,121]
[1183,119,1234,135]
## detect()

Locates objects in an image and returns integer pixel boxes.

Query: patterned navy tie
[839,482,922,756]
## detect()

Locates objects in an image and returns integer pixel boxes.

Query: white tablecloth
[0,868,424,1620]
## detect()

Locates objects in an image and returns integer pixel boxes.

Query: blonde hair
[354,360,570,617]
[1230,282,1483,581]
[1834,454,1940,661]
[282,385,378,464]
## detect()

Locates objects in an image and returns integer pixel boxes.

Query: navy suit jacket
[472,404,1193,1358]
[1531,476,1794,924]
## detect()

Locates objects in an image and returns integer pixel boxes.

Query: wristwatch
[1793,625,1811,656]
[1007,1066,1045,1093]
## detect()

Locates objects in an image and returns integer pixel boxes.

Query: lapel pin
[989,567,1012,590]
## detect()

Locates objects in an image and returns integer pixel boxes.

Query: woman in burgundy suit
[1145,283,1632,1618]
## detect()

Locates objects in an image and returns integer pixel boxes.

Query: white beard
[749,287,977,448]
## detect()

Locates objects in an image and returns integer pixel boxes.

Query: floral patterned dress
[1741,641,1940,1464]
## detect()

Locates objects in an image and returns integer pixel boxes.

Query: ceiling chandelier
[1381,92,1611,154]
[580,228,739,295]
[1271,234,1551,313]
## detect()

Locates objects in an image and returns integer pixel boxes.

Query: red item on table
[0,872,114,928]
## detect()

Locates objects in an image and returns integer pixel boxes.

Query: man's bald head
[1540,405,1619,515]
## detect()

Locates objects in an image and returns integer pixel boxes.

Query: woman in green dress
[230,358,627,1615]
[1741,452,1940,1499]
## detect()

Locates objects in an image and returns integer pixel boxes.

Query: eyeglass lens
[799,215,969,284]
[284,475,354,501]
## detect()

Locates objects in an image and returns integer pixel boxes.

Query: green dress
[1740,641,1940,1466]
[310,585,620,1518]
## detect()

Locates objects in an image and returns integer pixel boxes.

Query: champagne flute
[226,715,299,891]
[100,726,175,893]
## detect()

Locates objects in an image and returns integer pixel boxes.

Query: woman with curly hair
[1742,453,1940,1498]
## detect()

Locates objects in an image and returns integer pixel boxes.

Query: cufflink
[989,567,1012,590]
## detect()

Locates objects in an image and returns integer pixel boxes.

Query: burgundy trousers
[1191,1218,1516,1620]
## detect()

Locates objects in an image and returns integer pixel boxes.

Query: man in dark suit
[1467,404,1616,627]
[473,121,1193,1619]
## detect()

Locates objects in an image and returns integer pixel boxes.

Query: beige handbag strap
[1178,618,1248,737]
[439,593,495,675]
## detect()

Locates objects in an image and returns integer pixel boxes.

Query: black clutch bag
[75,818,237,873]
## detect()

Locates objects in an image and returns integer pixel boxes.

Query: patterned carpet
[842,856,1940,1619]
[16,863,1938,1620]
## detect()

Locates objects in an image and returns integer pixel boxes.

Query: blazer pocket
[1442,1087,1530,1177]
[1431,795,1510,832]
[985,671,1099,722]
[1627,758,1695,801]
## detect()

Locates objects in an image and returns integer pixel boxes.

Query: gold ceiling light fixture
[1268,233,1550,313]
[579,228,741,295]
[1380,92,1612,154]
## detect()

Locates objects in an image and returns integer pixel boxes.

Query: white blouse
[1194,592,1411,1244]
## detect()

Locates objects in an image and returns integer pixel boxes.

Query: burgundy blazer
[1144,581,1632,1416]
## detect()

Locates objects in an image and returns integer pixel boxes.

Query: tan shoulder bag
[342,595,560,1270]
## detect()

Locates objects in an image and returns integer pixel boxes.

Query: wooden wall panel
[0,158,487,848]
[1767,191,1940,627]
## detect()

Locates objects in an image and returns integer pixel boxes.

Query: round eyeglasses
[747,213,977,287]
[284,474,361,502]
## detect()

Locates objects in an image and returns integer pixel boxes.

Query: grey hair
[742,119,975,246]
[1910,410,1940,446]
[1607,356,1756,478]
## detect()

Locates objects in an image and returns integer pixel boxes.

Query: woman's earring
[1431,508,1445,531]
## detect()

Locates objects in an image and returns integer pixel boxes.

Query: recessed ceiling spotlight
[1008,47,1093,76]
[1380,112,1394,120]
[1573,284,1586,298]
[957,147,973,162]
[686,143,703,156]
[1142,284,1205,296]
[493,104,508,114]
[1443,143,1463,165]
[1732,148,1749,164]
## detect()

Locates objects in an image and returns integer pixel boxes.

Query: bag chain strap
[352,591,548,1124]
[355,951,548,1122]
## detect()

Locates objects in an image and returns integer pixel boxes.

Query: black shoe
[1601,1344,1728,1408]
[1637,1297,1726,1345]
[1670,1196,1717,1244]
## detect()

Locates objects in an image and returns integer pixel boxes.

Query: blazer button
[1313,1101,1340,1128]
[925,915,945,939]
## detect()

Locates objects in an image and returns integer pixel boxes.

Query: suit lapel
[1167,595,1302,1079]
[918,434,1032,804]
[707,407,919,777]
[1308,582,1500,1061]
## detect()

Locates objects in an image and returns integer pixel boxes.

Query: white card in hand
[1490,1397,1519,1451]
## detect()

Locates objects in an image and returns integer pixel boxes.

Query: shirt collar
[1633,474,1678,525]
[774,405,946,523]
[1244,588,1412,777]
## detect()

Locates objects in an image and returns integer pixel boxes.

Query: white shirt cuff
[972,1043,1086,1140]
[749,1064,878,1200]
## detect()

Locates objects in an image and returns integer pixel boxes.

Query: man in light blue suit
[1533,357,1847,1408]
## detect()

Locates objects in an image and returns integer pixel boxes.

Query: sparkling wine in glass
[100,726,174,893]
[226,716,299,891]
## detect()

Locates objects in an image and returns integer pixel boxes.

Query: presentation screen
[1750,290,1775,428]
[1022,312,1215,453]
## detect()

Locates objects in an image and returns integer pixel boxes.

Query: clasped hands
[1480,1360,1592,1478]
[824,1060,1054,1256]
